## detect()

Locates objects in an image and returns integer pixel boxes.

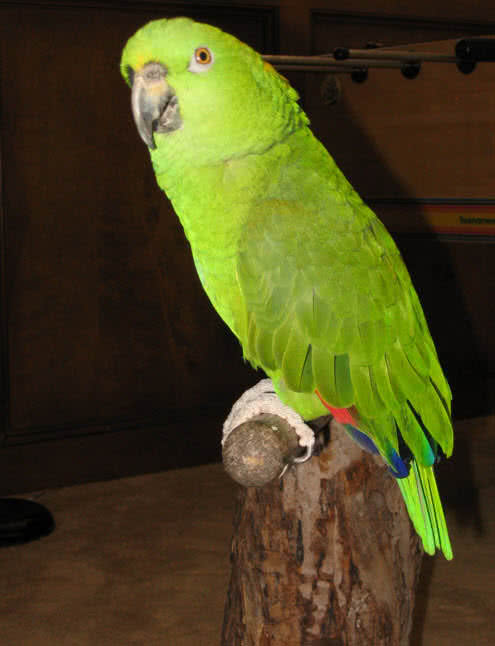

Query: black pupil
[199,50,208,61]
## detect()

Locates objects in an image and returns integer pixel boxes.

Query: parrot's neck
[151,134,300,332]
[150,127,347,333]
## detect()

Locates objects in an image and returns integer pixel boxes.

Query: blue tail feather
[387,446,410,478]
[345,424,379,454]
[345,424,410,479]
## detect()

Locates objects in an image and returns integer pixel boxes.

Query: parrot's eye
[189,46,214,73]
[195,47,212,64]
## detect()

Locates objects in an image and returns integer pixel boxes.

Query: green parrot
[121,17,453,559]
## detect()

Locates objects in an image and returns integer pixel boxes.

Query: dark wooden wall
[1,0,494,493]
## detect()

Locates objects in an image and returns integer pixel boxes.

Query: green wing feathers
[238,198,454,558]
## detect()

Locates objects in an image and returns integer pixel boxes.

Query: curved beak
[130,62,181,149]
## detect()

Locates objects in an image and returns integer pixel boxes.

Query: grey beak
[130,62,177,150]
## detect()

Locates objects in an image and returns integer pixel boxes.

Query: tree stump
[221,418,423,646]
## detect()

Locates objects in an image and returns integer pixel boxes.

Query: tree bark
[221,419,423,646]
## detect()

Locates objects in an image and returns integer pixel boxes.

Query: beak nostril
[143,63,168,81]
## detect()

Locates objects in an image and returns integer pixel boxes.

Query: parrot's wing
[236,198,453,465]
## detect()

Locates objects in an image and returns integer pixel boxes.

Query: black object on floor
[0,498,55,547]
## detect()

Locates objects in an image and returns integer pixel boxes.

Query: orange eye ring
[194,47,213,65]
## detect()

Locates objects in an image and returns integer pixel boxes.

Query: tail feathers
[397,460,453,560]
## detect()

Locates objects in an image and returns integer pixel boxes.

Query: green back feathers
[236,178,454,558]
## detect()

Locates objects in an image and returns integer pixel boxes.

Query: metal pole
[264,55,403,72]
[333,47,459,64]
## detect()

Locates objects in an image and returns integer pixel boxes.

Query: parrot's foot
[222,379,315,464]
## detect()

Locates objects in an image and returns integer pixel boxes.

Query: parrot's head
[121,17,308,166]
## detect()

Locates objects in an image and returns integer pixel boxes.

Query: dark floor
[1,416,494,645]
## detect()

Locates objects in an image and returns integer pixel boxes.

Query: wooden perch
[222,413,305,487]
[222,416,423,646]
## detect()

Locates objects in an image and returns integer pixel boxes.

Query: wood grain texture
[0,2,271,438]
[309,27,495,200]
[222,422,422,646]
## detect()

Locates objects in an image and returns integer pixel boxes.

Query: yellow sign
[373,201,495,236]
